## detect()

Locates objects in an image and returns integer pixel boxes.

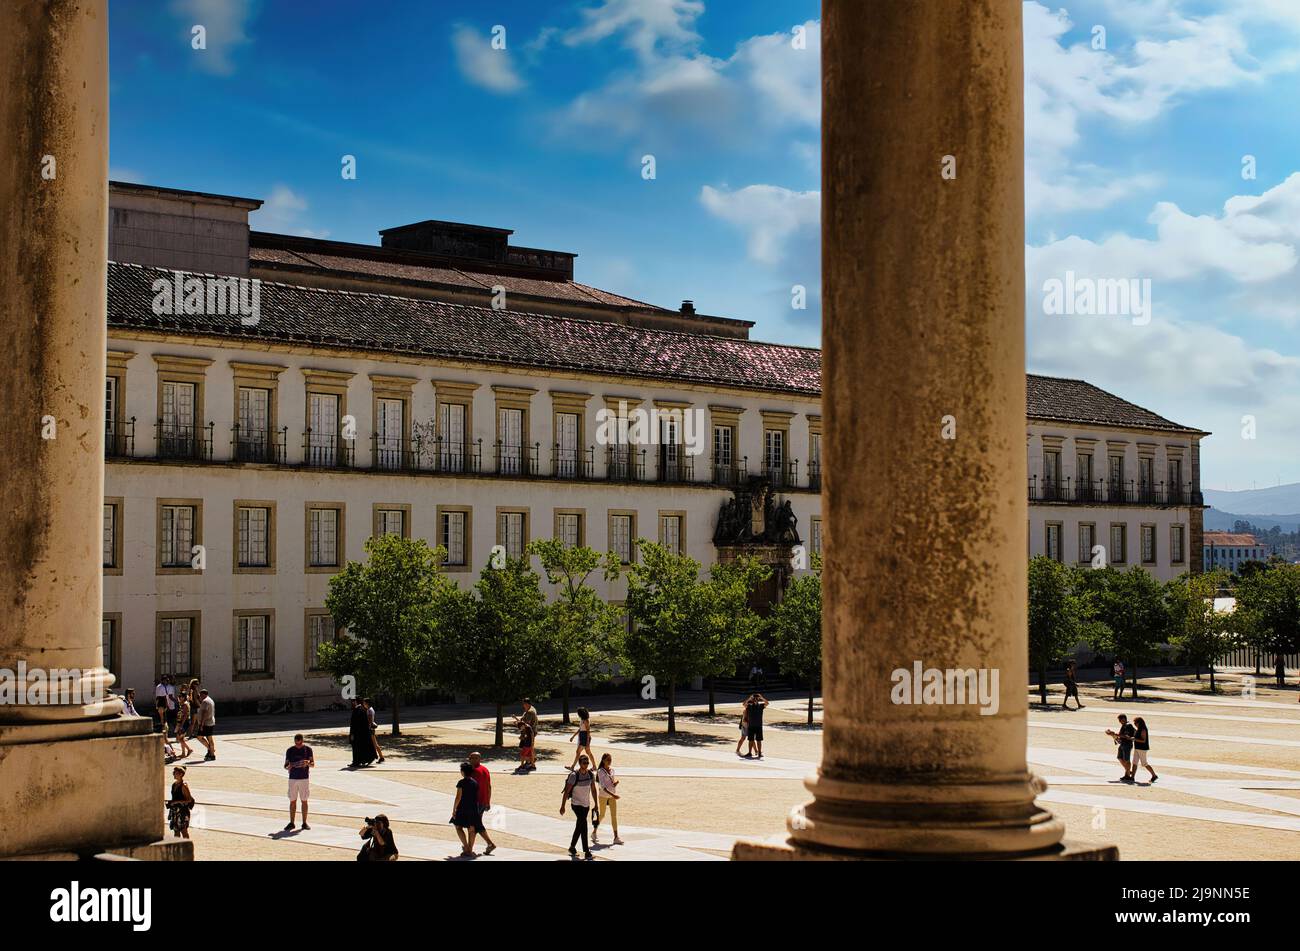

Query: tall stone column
[0,0,168,858]
[735,0,1113,860]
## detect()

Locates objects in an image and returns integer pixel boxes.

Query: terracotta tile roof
[1027,374,1204,434]
[107,262,821,396]
[1203,533,1260,546]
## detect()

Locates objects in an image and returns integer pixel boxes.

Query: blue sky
[108,0,1300,489]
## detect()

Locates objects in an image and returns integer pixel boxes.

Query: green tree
[1235,562,1300,687]
[318,534,451,736]
[1027,557,1096,707]
[619,540,713,734]
[1165,569,1234,693]
[768,557,821,724]
[529,539,623,724]
[1080,565,1170,698]
[452,554,567,747]
[698,555,771,715]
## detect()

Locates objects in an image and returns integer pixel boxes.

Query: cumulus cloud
[170,0,258,76]
[452,23,525,94]
[249,185,326,238]
[564,0,705,64]
[700,184,818,267]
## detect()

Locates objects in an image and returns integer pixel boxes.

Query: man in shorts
[745,693,769,759]
[284,733,315,830]
[467,751,497,855]
[1106,714,1136,783]
[197,688,217,761]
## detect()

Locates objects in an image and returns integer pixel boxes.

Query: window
[1043,451,1060,489]
[557,512,582,549]
[237,505,271,568]
[158,615,197,678]
[1141,525,1156,564]
[555,411,580,478]
[375,396,405,469]
[308,506,342,569]
[439,508,469,568]
[498,510,527,557]
[809,432,822,488]
[810,517,823,558]
[235,613,271,675]
[1078,523,1095,564]
[101,616,118,680]
[713,425,734,469]
[764,429,785,485]
[438,401,468,472]
[103,502,118,569]
[1139,457,1154,498]
[1076,452,1094,494]
[1171,524,1185,564]
[498,407,525,475]
[1045,523,1062,562]
[659,513,683,556]
[307,392,340,466]
[609,512,635,564]
[1108,454,1124,489]
[1110,524,1127,564]
[104,373,125,454]
[159,503,197,569]
[659,414,682,481]
[375,507,406,538]
[306,613,335,673]
[160,380,196,457]
[236,385,271,460]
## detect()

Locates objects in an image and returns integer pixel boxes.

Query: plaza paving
[170,671,1300,860]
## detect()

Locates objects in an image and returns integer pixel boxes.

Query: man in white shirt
[197,689,217,761]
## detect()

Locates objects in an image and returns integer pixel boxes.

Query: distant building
[1203,532,1267,573]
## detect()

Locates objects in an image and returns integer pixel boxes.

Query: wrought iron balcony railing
[1029,476,1203,507]
[156,419,213,461]
[105,417,135,458]
[551,445,594,480]
[301,429,355,469]
[371,434,420,472]
[656,447,695,484]
[711,455,746,487]
[232,424,287,464]
[605,445,646,482]
[493,440,540,477]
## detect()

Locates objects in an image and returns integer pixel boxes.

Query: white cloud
[249,185,326,238]
[700,184,818,267]
[564,0,705,64]
[170,0,257,76]
[452,23,525,94]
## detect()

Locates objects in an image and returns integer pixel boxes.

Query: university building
[101,182,1205,706]
[1202,532,1267,573]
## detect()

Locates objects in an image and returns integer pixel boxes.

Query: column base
[0,717,165,859]
[733,836,1118,861]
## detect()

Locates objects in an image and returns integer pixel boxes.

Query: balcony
[552,445,594,480]
[656,447,695,484]
[605,446,646,482]
[808,461,822,491]
[371,434,419,472]
[427,436,482,475]
[156,420,213,461]
[105,417,135,458]
[711,455,747,487]
[301,429,355,469]
[232,424,287,464]
[493,440,540,478]
[764,458,799,490]
[1028,476,1203,507]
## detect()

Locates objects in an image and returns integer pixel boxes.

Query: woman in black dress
[450,762,482,857]
[167,766,194,839]
[349,698,376,768]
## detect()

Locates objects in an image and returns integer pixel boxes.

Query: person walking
[1062,661,1084,710]
[735,696,751,756]
[568,706,594,770]
[1112,659,1126,700]
[745,692,769,759]
[593,753,623,845]
[166,766,194,839]
[513,699,539,770]
[197,688,217,761]
[450,762,483,857]
[1106,713,1136,782]
[466,752,498,855]
[518,718,535,772]
[153,675,168,733]
[561,753,596,860]
[163,675,179,738]
[173,690,193,759]
[348,698,376,768]
[284,733,315,831]
[365,698,385,764]
[1132,717,1158,783]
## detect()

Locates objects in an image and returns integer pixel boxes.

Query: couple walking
[1105,714,1158,784]
[735,693,769,759]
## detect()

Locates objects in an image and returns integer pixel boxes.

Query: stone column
[735,0,1113,860]
[0,0,167,858]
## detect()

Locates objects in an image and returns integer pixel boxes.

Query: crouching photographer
[357,814,399,861]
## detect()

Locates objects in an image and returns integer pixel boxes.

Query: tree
[1027,557,1096,706]
[318,534,451,736]
[1234,562,1300,687]
[769,557,822,724]
[699,555,771,715]
[452,554,567,746]
[618,540,714,734]
[528,539,623,724]
[1079,565,1169,698]
[1165,569,1234,693]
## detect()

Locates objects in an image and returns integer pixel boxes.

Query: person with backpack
[593,753,623,846]
[1112,659,1126,700]
[561,753,596,860]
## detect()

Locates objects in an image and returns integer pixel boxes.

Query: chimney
[680,300,696,315]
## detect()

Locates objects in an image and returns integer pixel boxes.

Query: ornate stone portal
[714,477,801,611]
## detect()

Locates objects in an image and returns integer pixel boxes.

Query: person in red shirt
[466,751,497,855]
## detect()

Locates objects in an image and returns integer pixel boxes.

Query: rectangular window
[376,508,406,537]
[660,415,681,481]
[1139,457,1154,499]
[105,376,120,451]
[237,385,270,460]
[557,512,581,549]
[160,381,196,456]
[101,617,116,679]
[498,407,524,475]
[555,412,579,478]
[236,614,269,674]
[809,432,822,487]
[237,506,270,567]
[764,429,785,484]
[713,425,733,465]
[1078,523,1095,564]
[1110,524,1127,564]
[1043,451,1060,487]
[660,514,682,555]
[1171,524,1185,563]
[1108,454,1124,488]
[375,397,405,469]
[1141,525,1156,564]
[1045,523,1062,562]
[309,508,340,567]
[103,503,117,568]
[439,402,467,472]
[610,513,634,564]
[307,392,340,466]
[1076,452,1093,490]
[160,505,195,568]
[810,517,823,557]
[307,614,335,672]
[159,617,193,677]
[441,511,467,566]
[498,511,526,557]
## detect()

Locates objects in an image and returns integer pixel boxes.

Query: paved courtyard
[169,671,1300,860]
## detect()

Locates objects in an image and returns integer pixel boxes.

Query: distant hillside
[1204,508,1300,533]
[1203,483,1300,515]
